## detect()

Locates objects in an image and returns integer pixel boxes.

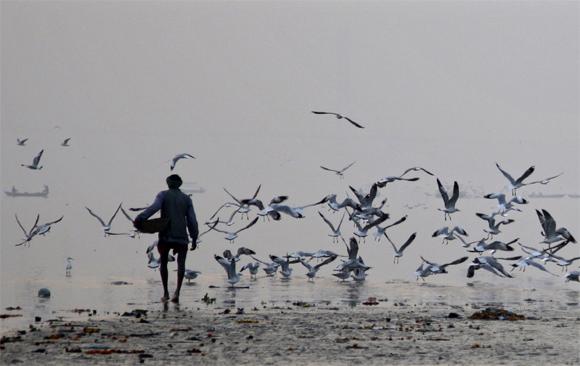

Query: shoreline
[2,296,579,365]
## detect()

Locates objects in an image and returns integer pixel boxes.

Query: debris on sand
[0,314,22,319]
[362,297,379,306]
[469,307,525,321]
[202,293,216,305]
[121,309,148,318]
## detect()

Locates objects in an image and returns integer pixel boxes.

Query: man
[135,174,199,303]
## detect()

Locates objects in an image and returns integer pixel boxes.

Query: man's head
[166,174,183,189]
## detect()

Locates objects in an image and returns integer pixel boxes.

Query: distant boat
[529,192,566,199]
[568,194,580,199]
[4,185,49,198]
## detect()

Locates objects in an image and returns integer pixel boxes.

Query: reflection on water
[1,269,579,334]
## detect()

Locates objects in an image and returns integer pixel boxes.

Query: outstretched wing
[234,217,259,235]
[515,165,535,184]
[495,162,516,185]
[33,150,44,166]
[14,214,28,236]
[448,181,460,206]
[399,232,417,253]
[347,237,359,260]
[339,161,356,173]
[344,116,364,129]
[43,215,64,226]
[107,203,123,226]
[318,211,336,232]
[120,207,133,222]
[541,209,557,236]
[436,179,449,205]
[312,111,339,117]
[86,207,106,227]
[320,166,340,174]
[223,188,242,205]
[441,256,469,269]
[314,255,338,270]
[251,184,262,199]
[526,173,563,186]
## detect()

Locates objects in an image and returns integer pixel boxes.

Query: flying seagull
[377,167,435,187]
[436,178,460,221]
[85,203,123,236]
[311,111,364,129]
[209,216,259,243]
[318,211,345,243]
[61,138,71,147]
[14,214,40,247]
[320,162,356,178]
[17,138,28,146]
[385,232,417,263]
[495,162,562,196]
[21,150,44,170]
[536,209,576,246]
[170,153,195,171]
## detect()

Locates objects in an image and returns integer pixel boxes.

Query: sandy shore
[2,296,579,366]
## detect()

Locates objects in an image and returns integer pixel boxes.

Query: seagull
[416,256,469,280]
[61,138,71,147]
[14,214,40,247]
[377,167,434,187]
[541,242,580,271]
[475,212,514,238]
[536,209,576,246]
[85,203,123,236]
[466,256,521,278]
[30,215,64,237]
[183,270,201,283]
[145,241,175,269]
[351,257,370,281]
[240,262,260,278]
[350,213,390,241]
[436,179,460,221]
[469,238,519,254]
[349,183,379,211]
[222,185,262,220]
[335,237,370,273]
[170,153,195,171]
[17,138,28,146]
[385,232,417,263]
[270,255,300,278]
[65,257,73,277]
[320,162,356,178]
[209,217,259,243]
[300,255,337,280]
[241,195,287,221]
[196,218,220,246]
[324,194,360,212]
[215,254,242,286]
[21,150,44,170]
[432,226,468,245]
[311,111,364,129]
[259,197,328,219]
[510,257,557,276]
[484,193,528,216]
[495,162,563,196]
[318,211,345,243]
[373,215,408,241]
[250,255,279,276]
[565,271,580,282]
[332,268,352,281]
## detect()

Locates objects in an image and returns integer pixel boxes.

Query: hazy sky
[1,1,578,284]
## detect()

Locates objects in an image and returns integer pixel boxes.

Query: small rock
[38,288,51,298]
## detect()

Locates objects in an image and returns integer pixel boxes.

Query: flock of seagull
[11,116,579,287]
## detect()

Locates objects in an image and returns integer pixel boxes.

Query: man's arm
[135,192,164,223]
[186,198,199,246]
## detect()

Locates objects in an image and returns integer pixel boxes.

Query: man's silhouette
[135,174,198,303]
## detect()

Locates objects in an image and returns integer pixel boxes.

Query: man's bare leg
[158,243,170,302]
[171,246,188,303]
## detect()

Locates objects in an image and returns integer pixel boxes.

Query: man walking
[135,174,198,303]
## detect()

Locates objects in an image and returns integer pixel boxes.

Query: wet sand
[2,290,579,365]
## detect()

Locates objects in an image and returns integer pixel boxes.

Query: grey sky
[1,1,578,282]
